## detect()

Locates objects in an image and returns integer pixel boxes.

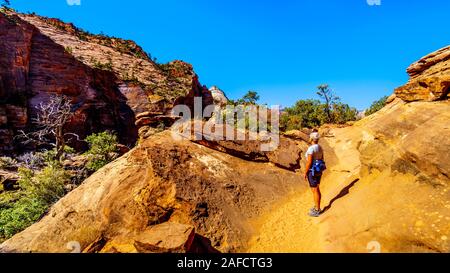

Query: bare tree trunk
[55,127,65,160]
[17,95,75,157]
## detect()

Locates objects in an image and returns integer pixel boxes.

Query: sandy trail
[246,189,324,253]
[247,127,364,253]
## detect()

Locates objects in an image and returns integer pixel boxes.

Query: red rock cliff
[0,10,212,153]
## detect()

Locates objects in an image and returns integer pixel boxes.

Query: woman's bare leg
[311,187,321,211]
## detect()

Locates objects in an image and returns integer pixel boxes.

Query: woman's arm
[304,154,313,180]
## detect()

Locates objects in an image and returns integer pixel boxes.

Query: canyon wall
[0,10,212,153]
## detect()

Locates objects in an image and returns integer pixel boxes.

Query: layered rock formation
[395,45,450,102]
[194,126,301,171]
[0,10,212,153]
[0,130,307,253]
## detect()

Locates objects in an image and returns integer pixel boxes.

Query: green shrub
[92,58,113,71]
[280,85,359,131]
[85,132,119,172]
[0,157,18,170]
[63,145,76,154]
[332,102,359,124]
[228,90,261,106]
[365,96,388,116]
[280,99,327,131]
[16,167,34,190]
[18,163,68,205]
[39,149,57,164]
[38,146,75,164]
[32,164,67,204]
[220,105,273,132]
[0,197,47,239]
[280,114,303,132]
[65,46,73,54]
[0,164,69,239]
[0,191,23,210]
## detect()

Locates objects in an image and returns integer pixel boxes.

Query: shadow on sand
[322,178,360,213]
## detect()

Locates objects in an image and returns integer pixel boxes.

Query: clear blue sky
[10,0,450,109]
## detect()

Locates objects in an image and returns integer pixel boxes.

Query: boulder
[133,223,196,253]
[316,98,450,253]
[385,93,397,104]
[116,144,130,155]
[97,223,196,253]
[407,45,450,78]
[209,86,229,106]
[135,111,164,120]
[283,130,310,143]
[183,123,302,171]
[135,115,180,127]
[0,131,306,253]
[395,45,450,102]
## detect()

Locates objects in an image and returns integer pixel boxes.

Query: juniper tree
[316,84,340,123]
[18,95,78,160]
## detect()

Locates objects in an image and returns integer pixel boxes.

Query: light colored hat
[310,132,320,141]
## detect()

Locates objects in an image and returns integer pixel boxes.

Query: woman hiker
[304,130,326,217]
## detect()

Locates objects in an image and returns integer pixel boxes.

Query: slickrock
[395,45,450,102]
[0,130,308,253]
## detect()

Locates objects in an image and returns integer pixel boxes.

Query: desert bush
[85,131,119,172]
[280,85,358,131]
[331,102,359,124]
[18,163,68,205]
[0,157,18,170]
[219,104,271,133]
[280,99,327,131]
[228,90,261,106]
[65,46,73,54]
[92,59,113,71]
[37,146,76,164]
[0,163,69,239]
[16,152,45,170]
[0,197,47,239]
[365,96,388,116]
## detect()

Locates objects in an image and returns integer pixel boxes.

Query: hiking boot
[308,208,321,217]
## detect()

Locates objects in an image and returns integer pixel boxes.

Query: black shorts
[307,171,322,188]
